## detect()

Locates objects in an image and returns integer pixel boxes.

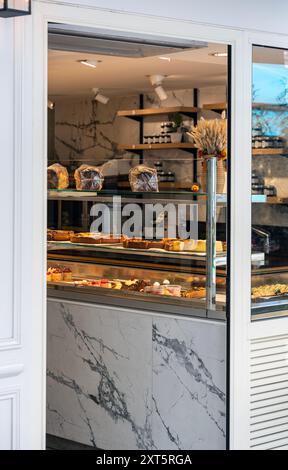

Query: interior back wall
[52,86,226,186]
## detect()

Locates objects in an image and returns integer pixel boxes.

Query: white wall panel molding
[0,20,26,351]
[0,387,20,450]
[0,364,24,380]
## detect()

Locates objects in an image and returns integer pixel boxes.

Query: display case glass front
[47,192,228,317]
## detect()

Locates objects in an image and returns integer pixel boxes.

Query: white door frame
[30,0,288,450]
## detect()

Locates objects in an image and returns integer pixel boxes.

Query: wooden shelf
[252,148,288,155]
[203,102,288,113]
[118,143,196,152]
[253,103,288,112]
[117,106,198,120]
[117,181,192,190]
[202,102,227,112]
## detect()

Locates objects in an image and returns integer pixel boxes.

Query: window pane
[251,45,288,319]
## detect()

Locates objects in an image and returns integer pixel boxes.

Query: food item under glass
[70,232,102,244]
[49,267,63,282]
[182,239,198,251]
[47,229,54,241]
[52,230,74,241]
[123,238,149,249]
[62,267,72,281]
[47,163,69,190]
[184,287,206,298]
[146,240,164,249]
[129,165,159,192]
[251,284,288,299]
[74,164,104,191]
[144,284,181,296]
[164,240,184,252]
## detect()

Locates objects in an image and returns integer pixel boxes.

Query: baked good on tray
[184,287,206,299]
[129,165,159,192]
[70,232,102,244]
[182,239,197,251]
[193,240,223,253]
[62,267,72,281]
[251,284,288,299]
[163,240,184,252]
[100,235,122,244]
[123,238,149,249]
[47,229,54,241]
[52,230,74,241]
[74,164,104,191]
[47,163,69,190]
[146,240,164,249]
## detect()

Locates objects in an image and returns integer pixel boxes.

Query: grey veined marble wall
[47,299,226,450]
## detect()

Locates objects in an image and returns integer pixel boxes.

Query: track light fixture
[149,74,168,101]
[48,99,55,110]
[92,88,109,105]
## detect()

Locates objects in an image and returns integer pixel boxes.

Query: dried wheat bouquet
[188,117,227,157]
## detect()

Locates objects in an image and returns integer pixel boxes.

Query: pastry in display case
[74,164,104,191]
[129,165,159,192]
[46,259,226,305]
[47,163,69,190]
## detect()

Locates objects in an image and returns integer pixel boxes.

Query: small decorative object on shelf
[191,182,201,193]
[169,113,183,143]
[0,0,31,17]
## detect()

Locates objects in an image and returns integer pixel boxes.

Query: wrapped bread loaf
[129,165,159,192]
[47,163,69,190]
[74,164,104,191]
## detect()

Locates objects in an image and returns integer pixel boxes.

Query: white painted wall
[46,0,288,36]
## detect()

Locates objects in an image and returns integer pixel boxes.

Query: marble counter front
[47,298,226,450]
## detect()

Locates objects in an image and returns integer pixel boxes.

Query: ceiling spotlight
[154,85,168,101]
[48,99,55,110]
[209,52,228,57]
[149,74,168,101]
[158,56,171,62]
[79,60,100,68]
[92,88,109,105]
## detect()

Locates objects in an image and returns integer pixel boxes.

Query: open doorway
[46,25,230,450]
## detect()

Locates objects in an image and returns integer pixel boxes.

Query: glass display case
[47,188,231,318]
[251,45,288,319]
[47,186,267,319]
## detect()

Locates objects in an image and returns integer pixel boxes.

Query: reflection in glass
[252,46,288,318]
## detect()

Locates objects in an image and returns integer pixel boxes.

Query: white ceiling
[48,42,228,97]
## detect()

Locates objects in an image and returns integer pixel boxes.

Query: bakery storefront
[44,21,288,449]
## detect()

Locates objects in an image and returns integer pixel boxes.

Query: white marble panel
[152,316,226,450]
[54,95,139,164]
[47,300,153,449]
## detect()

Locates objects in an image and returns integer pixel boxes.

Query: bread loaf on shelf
[74,164,104,191]
[129,165,159,192]
[47,163,69,190]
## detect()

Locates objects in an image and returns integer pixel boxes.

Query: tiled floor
[46,434,95,450]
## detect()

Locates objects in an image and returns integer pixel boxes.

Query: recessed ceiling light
[78,59,101,68]
[209,52,228,57]
[158,56,171,62]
